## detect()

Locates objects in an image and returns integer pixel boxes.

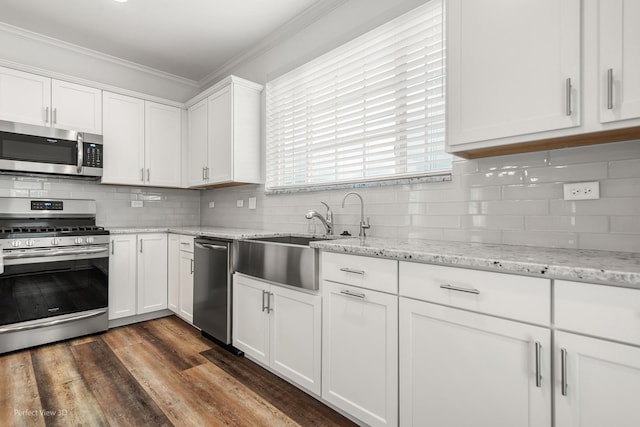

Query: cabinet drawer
[555,280,640,346]
[321,252,398,294]
[178,235,194,253]
[399,262,550,326]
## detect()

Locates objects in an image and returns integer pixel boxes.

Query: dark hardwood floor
[0,316,356,427]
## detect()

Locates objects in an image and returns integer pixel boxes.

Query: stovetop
[0,226,107,239]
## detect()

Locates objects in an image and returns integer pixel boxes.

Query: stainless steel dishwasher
[193,237,241,354]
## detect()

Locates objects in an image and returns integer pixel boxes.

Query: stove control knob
[51,238,60,245]
[74,237,84,245]
[25,239,35,247]
[11,240,21,247]
[86,237,95,244]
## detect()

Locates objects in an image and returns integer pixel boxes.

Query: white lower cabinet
[399,297,551,427]
[233,273,321,395]
[554,331,640,427]
[168,234,194,323]
[108,233,167,320]
[554,279,640,427]
[322,281,398,427]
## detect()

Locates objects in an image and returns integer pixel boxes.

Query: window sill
[265,173,452,195]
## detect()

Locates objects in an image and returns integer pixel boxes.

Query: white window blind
[265,0,449,191]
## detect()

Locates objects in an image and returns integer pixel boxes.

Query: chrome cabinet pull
[339,267,365,275]
[205,166,210,180]
[561,348,568,396]
[440,284,480,295]
[139,240,143,253]
[146,168,150,182]
[140,168,144,182]
[52,108,57,124]
[43,107,49,123]
[268,292,274,313]
[340,289,366,299]
[535,341,543,388]
[190,258,194,274]
[566,78,572,116]
[607,68,614,110]
[111,239,114,255]
[261,290,268,312]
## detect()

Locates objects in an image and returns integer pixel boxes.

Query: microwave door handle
[77,133,83,173]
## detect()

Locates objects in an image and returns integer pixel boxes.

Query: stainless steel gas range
[0,198,109,354]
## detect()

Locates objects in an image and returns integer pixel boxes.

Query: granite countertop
[108,226,313,241]
[311,237,640,289]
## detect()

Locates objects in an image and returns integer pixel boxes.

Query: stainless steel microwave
[0,120,103,178]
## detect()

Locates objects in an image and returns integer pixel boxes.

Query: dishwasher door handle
[195,242,228,251]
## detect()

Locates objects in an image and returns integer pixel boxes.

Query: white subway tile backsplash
[609,159,640,179]
[524,163,608,183]
[196,139,640,253]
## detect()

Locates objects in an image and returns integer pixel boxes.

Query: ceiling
[0,0,325,83]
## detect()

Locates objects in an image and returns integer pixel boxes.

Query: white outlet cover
[236,199,244,208]
[563,181,600,200]
[248,197,257,210]
[131,200,143,208]
[208,201,215,208]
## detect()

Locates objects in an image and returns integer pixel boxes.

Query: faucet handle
[362,217,371,229]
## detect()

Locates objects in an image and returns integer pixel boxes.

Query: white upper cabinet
[51,79,102,134]
[0,66,102,133]
[145,101,181,187]
[102,92,145,185]
[187,76,262,187]
[187,98,208,187]
[598,0,640,123]
[447,0,581,151]
[102,91,182,187]
[0,67,51,126]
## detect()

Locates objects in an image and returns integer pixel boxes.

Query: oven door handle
[3,246,109,260]
[0,309,107,334]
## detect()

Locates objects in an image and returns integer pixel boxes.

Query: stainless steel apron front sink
[234,236,330,290]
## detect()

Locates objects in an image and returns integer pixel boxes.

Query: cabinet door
[322,281,398,427]
[599,0,640,123]
[102,92,145,185]
[137,234,168,314]
[51,79,102,134]
[447,0,581,148]
[555,331,640,427]
[232,274,270,365]
[108,235,137,320]
[399,298,551,427]
[207,85,232,184]
[270,285,322,396]
[167,234,180,314]
[145,101,181,187]
[0,66,51,126]
[178,250,194,323]
[187,98,208,187]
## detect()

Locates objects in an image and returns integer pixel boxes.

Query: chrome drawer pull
[561,348,568,396]
[339,267,365,275]
[535,341,543,388]
[439,284,480,295]
[340,290,366,299]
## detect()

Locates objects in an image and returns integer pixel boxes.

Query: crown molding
[0,22,199,89]
[197,0,349,89]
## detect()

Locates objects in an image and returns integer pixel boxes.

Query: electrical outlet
[236,199,244,208]
[131,200,143,208]
[248,197,257,210]
[208,201,215,208]
[563,181,600,200]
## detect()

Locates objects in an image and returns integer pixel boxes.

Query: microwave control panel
[83,143,103,168]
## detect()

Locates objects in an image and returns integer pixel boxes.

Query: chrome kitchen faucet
[341,192,370,239]
[305,201,333,235]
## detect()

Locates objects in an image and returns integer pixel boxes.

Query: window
[265,0,450,192]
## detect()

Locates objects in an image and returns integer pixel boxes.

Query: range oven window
[0,132,78,165]
[0,257,108,327]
